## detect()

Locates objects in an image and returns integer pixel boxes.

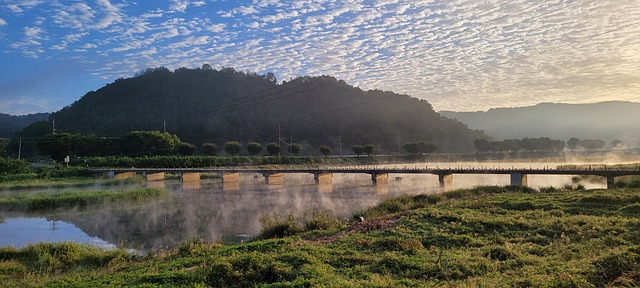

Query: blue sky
[0,0,639,115]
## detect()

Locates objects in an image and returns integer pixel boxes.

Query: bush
[0,158,30,174]
[257,212,300,239]
[303,209,343,231]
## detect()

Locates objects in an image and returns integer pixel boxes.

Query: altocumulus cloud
[0,0,638,112]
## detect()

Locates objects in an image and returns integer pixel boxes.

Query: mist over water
[0,161,615,249]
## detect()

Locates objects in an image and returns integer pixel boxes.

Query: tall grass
[0,188,167,210]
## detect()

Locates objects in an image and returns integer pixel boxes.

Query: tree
[363,144,375,156]
[289,143,302,155]
[37,133,79,161]
[201,143,218,156]
[417,141,438,154]
[473,139,492,152]
[567,137,580,151]
[403,142,421,155]
[176,142,196,156]
[352,145,364,157]
[120,131,181,156]
[266,143,280,155]
[201,63,212,70]
[246,142,262,155]
[319,145,332,156]
[502,139,522,152]
[224,141,241,155]
[0,138,6,157]
[612,140,624,148]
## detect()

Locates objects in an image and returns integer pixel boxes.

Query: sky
[0,0,639,115]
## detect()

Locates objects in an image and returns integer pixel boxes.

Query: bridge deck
[90,167,640,177]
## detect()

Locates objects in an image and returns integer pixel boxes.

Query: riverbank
[1,186,639,287]
[0,188,167,211]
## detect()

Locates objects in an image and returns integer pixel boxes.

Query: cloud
[5,0,43,13]
[206,23,226,33]
[94,0,124,29]
[0,18,6,26]
[3,0,640,112]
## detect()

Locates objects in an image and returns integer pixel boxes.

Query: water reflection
[0,161,601,250]
[0,217,115,249]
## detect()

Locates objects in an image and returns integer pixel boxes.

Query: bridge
[91,165,640,190]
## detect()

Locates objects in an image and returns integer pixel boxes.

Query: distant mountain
[0,112,50,139]
[17,67,486,155]
[440,101,640,147]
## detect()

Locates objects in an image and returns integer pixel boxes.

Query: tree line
[35,130,444,161]
[473,137,623,153]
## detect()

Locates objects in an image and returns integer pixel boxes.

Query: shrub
[257,212,300,239]
[0,158,30,174]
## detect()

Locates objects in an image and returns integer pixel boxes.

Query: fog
[1,159,635,250]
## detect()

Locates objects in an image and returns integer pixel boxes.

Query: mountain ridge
[15,67,487,155]
[439,101,640,146]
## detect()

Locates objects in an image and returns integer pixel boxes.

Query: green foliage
[223,141,241,156]
[289,143,302,155]
[352,145,364,156]
[363,144,375,156]
[404,141,438,155]
[266,143,280,156]
[246,142,262,155]
[37,132,78,161]
[473,138,492,152]
[121,131,181,157]
[6,187,640,287]
[43,68,486,154]
[0,138,6,156]
[175,142,196,156]
[257,212,301,240]
[0,158,30,174]
[319,145,332,156]
[303,209,344,231]
[0,188,167,210]
[201,143,218,156]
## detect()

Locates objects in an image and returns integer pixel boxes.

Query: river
[0,162,609,250]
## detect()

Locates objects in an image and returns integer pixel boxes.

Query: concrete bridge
[91,165,640,190]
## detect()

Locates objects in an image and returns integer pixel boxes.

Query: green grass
[0,188,167,210]
[2,186,640,287]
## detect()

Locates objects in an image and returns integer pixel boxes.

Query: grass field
[1,186,639,287]
[0,188,167,211]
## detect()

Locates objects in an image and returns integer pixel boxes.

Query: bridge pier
[510,172,528,186]
[371,173,388,186]
[438,174,453,191]
[313,172,333,185]
[607,175,615,189]
[181,172,201,182]
[144,172,165,181]
[222,172,241,183]
[263,172,285,185]
[112,171,136,180]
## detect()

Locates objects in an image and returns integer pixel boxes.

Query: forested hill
[0,112,50,139]
[42,67,486,153]
[440,101,640,145]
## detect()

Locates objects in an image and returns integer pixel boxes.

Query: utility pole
[397,130,401,155]
[339,127,342,156]
[278,125,281,148]
[163,120,166,133]
[52,119,56,134]
[17,137,22,160]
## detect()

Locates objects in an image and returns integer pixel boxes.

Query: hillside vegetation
[0,112,49,139]
[15,67,485,157]
[2,186,639,287]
